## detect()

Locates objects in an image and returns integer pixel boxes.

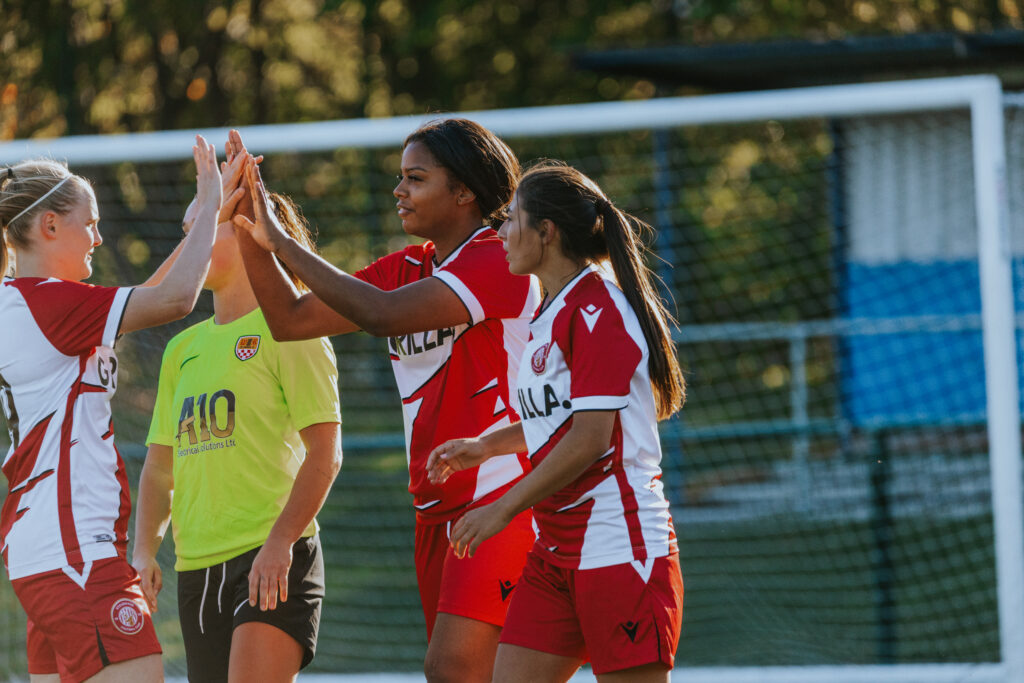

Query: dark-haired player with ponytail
[427,161,685,682]
[230,122,540,682]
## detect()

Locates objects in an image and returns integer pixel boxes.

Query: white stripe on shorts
[217,563,226,613]
[198,567,210,634]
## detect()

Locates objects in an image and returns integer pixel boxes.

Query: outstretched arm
[120,136,222,333]
[234,158,471,339]
[237,228,360,340]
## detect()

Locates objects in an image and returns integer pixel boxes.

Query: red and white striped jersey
[516,265,677,570]
[0,277,134,581]
[355,227,541,524]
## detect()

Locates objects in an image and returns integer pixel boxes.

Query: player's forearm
[480,422,527,457]
[155,204,217,301]
[273,236,394,334]
[492,415,611,520]
[140,238,185,287]
[238,229,306,336]
[121,205,217,332]
[133,459,174,560]
[265,424,342,547]
[238,230,358,340]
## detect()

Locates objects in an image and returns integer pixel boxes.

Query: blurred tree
[3,0,1022,138]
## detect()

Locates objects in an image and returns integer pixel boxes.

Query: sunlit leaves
[1,0,1020,138]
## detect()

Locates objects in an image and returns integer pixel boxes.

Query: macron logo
[581,304,602,332]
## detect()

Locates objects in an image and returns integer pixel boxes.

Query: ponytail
[600,203,685,419]
[1,167,14,277]
[517,161,685,419]
[1,220,8,278]
[268,192,318,291]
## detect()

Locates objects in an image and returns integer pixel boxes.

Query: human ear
[39,211,59,240]
[455,185,476,206]
[538,218,558,245]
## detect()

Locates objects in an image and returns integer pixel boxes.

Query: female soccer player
[132,164,342,683]
[230,121,540,682]
[426,161,686,682]
[0,137,222,683]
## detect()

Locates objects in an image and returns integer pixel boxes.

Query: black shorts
[177,535,324,682]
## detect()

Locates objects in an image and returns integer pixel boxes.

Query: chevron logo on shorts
[499,579,516,601]
[620,620,639,642]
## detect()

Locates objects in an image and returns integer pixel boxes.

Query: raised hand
[233,157,289,253]
[426,438,490,485]
[218,150,249,224]
[193,135,223,218]
[226,128,258,163]
[224,130,262,221]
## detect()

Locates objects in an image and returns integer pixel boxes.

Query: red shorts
[500,552,684,675]
[12,557,161,682]
[414,508,534,639]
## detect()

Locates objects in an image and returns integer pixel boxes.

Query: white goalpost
[1,76,1020,683]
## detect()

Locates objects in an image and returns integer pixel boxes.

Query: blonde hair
[268,192,318,291]
[0,160,90,276]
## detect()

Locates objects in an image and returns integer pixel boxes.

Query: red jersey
[0,277,134,582]
[355,227,542,524]
[515,265,677,570]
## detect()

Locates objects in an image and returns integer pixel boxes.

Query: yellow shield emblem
[235,335,261,361]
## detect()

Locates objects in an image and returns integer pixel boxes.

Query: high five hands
[226,132,290,254]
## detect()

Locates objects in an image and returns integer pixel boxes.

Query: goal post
[971,78,1024,683]
[0,76,1021,683]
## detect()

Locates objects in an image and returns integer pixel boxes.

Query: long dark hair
[404,118,520,229]
[0,160,90,277]
[516,161,685,419]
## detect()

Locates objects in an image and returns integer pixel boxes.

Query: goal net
[0,76,1021,683]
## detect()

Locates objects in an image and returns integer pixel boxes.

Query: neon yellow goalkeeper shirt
[147,307,340,571]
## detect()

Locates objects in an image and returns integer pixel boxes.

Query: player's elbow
[147,292,196,326]
[357,308,398,337]
[263,316,303,342]
[167,294,198,320]
[328,449,343,478]
[267,326,295,342]
[311,445,343,482]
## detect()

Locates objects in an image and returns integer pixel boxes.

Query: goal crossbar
[0,75,1011,163]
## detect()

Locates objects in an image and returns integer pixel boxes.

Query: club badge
[531,343,550,375]
[235,335,261,361]
[110,598,145,635]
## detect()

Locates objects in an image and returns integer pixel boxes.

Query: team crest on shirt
[531,343,551,375]
[235,335,261,361]
[110,598,145,635]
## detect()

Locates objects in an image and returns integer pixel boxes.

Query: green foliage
[2,0,1022,138]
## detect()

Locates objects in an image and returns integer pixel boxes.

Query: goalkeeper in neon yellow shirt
[132,148,341,683]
